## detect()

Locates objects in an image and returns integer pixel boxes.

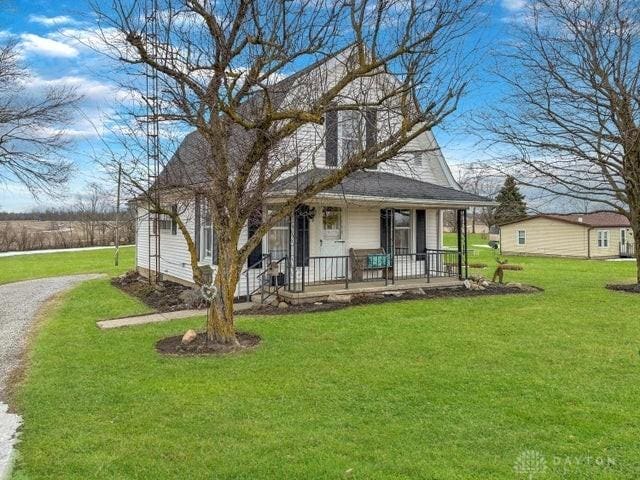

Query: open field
[8,237,640,479]
[0,220,134,253]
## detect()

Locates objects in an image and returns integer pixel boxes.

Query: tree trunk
[206,239,241,345]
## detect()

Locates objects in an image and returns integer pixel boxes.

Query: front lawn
[11,244,640,479]
[0,246,134,285]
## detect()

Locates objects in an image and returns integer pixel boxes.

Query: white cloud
[19,33,79,58]
[28,15,78,27]
[501,0,527,11]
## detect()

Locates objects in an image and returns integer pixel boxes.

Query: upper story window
[340,110,364,163]
[597,230,609,248]
[517,230,526,245]
[325,107,376,167]
[413,152,423,166]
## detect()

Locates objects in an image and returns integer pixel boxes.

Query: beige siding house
[500,212,635,259]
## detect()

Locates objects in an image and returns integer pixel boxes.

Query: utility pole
[114,162,122,267]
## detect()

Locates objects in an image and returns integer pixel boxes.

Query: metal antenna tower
[145,0,161,283]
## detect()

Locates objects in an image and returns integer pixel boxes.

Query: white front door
[320,206,346,277]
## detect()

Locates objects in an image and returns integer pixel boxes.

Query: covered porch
[242,201,471,302]
[239,169,492,303]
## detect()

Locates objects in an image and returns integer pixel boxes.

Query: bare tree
[455,162,502,232]
[93,0,484,344]
[0,41,80,194]
[76,182,110,246]
[483,0,640,283]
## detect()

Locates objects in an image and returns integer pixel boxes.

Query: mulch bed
[156,332,261,356]
[237,283,542,316]
[112,271,208,312]
[605,283,640,294]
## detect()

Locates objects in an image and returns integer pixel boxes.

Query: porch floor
[279,276,463,304]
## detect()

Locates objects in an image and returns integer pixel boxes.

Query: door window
[322,207,342,240]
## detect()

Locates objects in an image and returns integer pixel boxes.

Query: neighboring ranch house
[135,52,494,303]
[500,212,636,259]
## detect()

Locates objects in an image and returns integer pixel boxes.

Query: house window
[394,209,411,254]
[201,201,216,264]
[267,214,289,261]
[413,152,423,166]
[620,229,627,246]
[340,110,364,163]
[597,230,609,248]
[158,212,172,232]
[517,230,526,245]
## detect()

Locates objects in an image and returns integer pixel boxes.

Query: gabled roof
[154,51,349,191]
[270,168,494,206]
[500,211,630,228]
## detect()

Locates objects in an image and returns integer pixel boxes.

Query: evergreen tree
[493,176,527,225]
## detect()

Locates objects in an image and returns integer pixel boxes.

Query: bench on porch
[349,248,393,282]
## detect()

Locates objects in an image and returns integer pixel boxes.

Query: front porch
[241,205,470,303]
[278,275,463,304]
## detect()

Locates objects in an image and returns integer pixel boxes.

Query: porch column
[456,209,463,280]
[463,209,468,279]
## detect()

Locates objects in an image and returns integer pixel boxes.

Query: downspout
[587,227,591,259]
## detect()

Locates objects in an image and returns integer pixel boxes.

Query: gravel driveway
[0,274,104,478]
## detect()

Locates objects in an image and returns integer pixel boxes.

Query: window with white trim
[620,229,627,246]
[517,230,526,245]
[394,209,411,254]
[267,210,289,261]
[597,230,609,248]
[340,110,364,163]
[201,201,216,264]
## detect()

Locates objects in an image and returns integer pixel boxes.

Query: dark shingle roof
[270,168,494,205]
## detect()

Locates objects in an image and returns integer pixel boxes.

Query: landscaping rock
[327,294,352,303]
[480,280,490,288]
[383,291,403,297]
[506,282,523,289]
[409,288,426,295]
[463,279,472,290]
[278,301,289,309]
[181,329,197,345]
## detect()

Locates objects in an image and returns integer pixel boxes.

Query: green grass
[0,246,135,284]
[11,237,640,479]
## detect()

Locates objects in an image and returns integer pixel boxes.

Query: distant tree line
[0,185,136,252]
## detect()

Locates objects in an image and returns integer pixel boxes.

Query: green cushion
[367,254,390,268]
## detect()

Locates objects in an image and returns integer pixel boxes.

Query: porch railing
[286,248,463,293]
[620,242,635,258]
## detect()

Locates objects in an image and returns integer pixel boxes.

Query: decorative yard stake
[492,256,523,284]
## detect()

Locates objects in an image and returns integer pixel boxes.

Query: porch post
[463,208,468,279]
[456,209,463,280]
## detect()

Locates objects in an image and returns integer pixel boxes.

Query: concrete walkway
[0,245,134,258]
[96,302,254,330]
[0,273,105,479]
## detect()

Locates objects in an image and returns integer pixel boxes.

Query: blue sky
[0,0,526,212]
